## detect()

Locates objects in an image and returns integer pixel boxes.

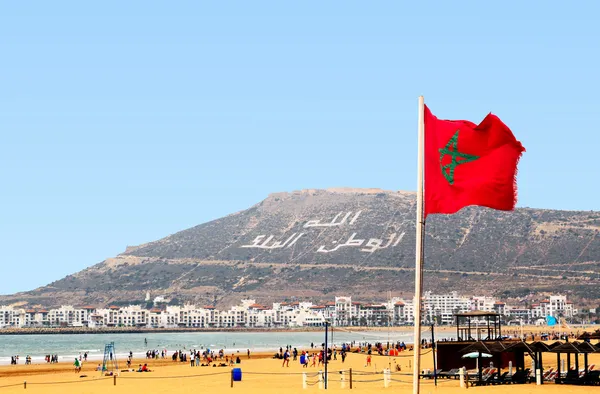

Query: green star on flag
[438,130,480,185]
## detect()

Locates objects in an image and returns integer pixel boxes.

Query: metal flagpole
[412,95,426,394]
[324,320,329,389]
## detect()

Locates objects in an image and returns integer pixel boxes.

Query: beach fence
[0,367,461,391]
[295,368,459,389]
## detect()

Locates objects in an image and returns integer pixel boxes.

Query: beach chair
[546,370,558,381]
[490,371,509,385]
[420,369,442,379]
[439,368,459,379]
[508,369,530,384]
[582,370,600,386]
[556,369,580,384]
[470,372,497,387]
[542,368,555,381]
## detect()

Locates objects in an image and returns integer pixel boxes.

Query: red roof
[26,309,36,313]
[249,304,264,308]
[394,302,405,306]
[494,302,505,305]
[541,300,550,303]
[81,305,96,310]
[203,306,215,309]
[109,305,120,310]
[39,310,48,313]
[325,302,335,306]
[310,305,325,309]
[150,308,162,313]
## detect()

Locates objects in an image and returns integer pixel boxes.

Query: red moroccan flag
[424,105,525,217]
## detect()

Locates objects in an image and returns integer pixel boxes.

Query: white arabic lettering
[241,233,304,249]
[317,232,405,253]
[303,211,363,228]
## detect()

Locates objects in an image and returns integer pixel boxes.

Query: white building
[47,305,90,327]
[422,291,471,325]
[0,306,25,328]
[531,295,575,319]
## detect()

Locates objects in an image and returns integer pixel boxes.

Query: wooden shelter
[455,311,502,341]
[551,340,600,381]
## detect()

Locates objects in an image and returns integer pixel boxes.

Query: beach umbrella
[462,352,492,359]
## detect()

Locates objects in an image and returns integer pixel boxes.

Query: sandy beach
[0,345,597,394]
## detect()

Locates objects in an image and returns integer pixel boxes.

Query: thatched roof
[459,341,508,354]
[578,329,600,340]
[550,341,599,354]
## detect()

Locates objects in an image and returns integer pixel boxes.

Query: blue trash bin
[232,368,242,381]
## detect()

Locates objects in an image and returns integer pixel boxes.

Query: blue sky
[1,2,598,295]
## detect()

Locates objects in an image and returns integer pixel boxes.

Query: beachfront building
[116,305,148,327]
[393,301,405,324]
[530,295,575,319]
[47,305,90,327]
[422,291,471,325]
[0,293,583,330]
[94,306,121,327]
[470,296,498,312]
[357,303,392,326]
[505,307,531,322]
[334,296,352,326]
[23,309,49,326]
[0,306,25,328]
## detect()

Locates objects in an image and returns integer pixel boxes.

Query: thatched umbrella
[578,329,600,341]
[503,340,558,383]
[550,341,599,377]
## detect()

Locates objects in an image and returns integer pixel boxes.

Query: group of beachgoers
[45,354,60,363]
[175,348,243,367]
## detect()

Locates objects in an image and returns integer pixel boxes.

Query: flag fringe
[512,149,524,210]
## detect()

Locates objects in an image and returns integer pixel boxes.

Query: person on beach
[247,349,250,359]
[282,350,290,367]
[190,351,195,367]
[365,354,372,367]
[311,353,317,367]
[74,358,81,373]
[300,352,307,368]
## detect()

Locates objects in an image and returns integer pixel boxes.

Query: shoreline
[0,323,595,335]
[0,326,429,336]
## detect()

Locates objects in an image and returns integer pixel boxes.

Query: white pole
[341,370,346,389]
[384,368,390,388]
[303,372,307,389]
[318,370,323,389]
[459,367,465,388]
[412,95,426,394]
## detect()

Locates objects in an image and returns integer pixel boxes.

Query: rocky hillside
[2,188,599,308]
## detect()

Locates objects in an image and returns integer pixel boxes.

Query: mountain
[2,188,600,308]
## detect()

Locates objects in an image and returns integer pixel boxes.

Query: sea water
[0,330,454,365]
